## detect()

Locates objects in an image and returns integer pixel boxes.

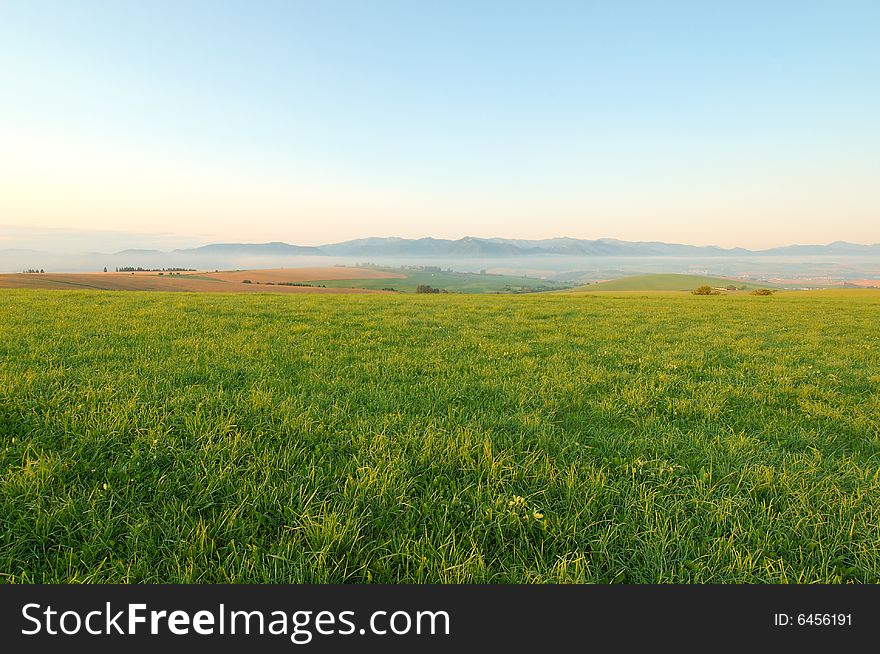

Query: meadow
[311,268,571,293]
[1,288,879,583]
[0,267,395,294]
[583,273,775,292]
[0,266,570,295]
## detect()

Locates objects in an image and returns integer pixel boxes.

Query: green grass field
[582,273,775,292]
[312,269,570,293]
[2,288,879,583]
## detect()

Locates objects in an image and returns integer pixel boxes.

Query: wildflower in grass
[533,511,544,520]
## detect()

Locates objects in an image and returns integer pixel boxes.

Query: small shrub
[692,285,712,295]
[751,288,773,296]
[242,279,252,284]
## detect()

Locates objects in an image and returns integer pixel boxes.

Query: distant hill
[485,237,754,257]
[319,236,527,257]
[759,241,880,256]
[318,237,880,258]
[319,236,760,258]
[5,237,879,275]
[579,274,775,292]
[175,242,324,256]
[117,237,880,259]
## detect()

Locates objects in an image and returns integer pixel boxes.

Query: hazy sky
[1,0,878,249]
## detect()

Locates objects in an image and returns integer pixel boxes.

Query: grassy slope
[1,289,879,583]
[0,272,376,294]
[580,273,773,292]
[312,269,570,293]
[0,269,569,294]
[0,268,400,293]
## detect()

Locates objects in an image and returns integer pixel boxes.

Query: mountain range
[4,236,879,278]
[155,237,880,258]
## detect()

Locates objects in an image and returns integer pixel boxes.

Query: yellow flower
[533,511,544,520]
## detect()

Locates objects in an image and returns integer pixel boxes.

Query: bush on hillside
[692,285,712,295]
[751,288,773,296]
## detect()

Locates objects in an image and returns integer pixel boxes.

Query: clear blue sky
[1,0,878,248]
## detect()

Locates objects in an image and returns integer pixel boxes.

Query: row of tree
[112,266,195,272]
[416,285,449,294]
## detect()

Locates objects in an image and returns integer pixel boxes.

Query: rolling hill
[0,267,569,294]
[0,268,393,294]
[577,274,775,292]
